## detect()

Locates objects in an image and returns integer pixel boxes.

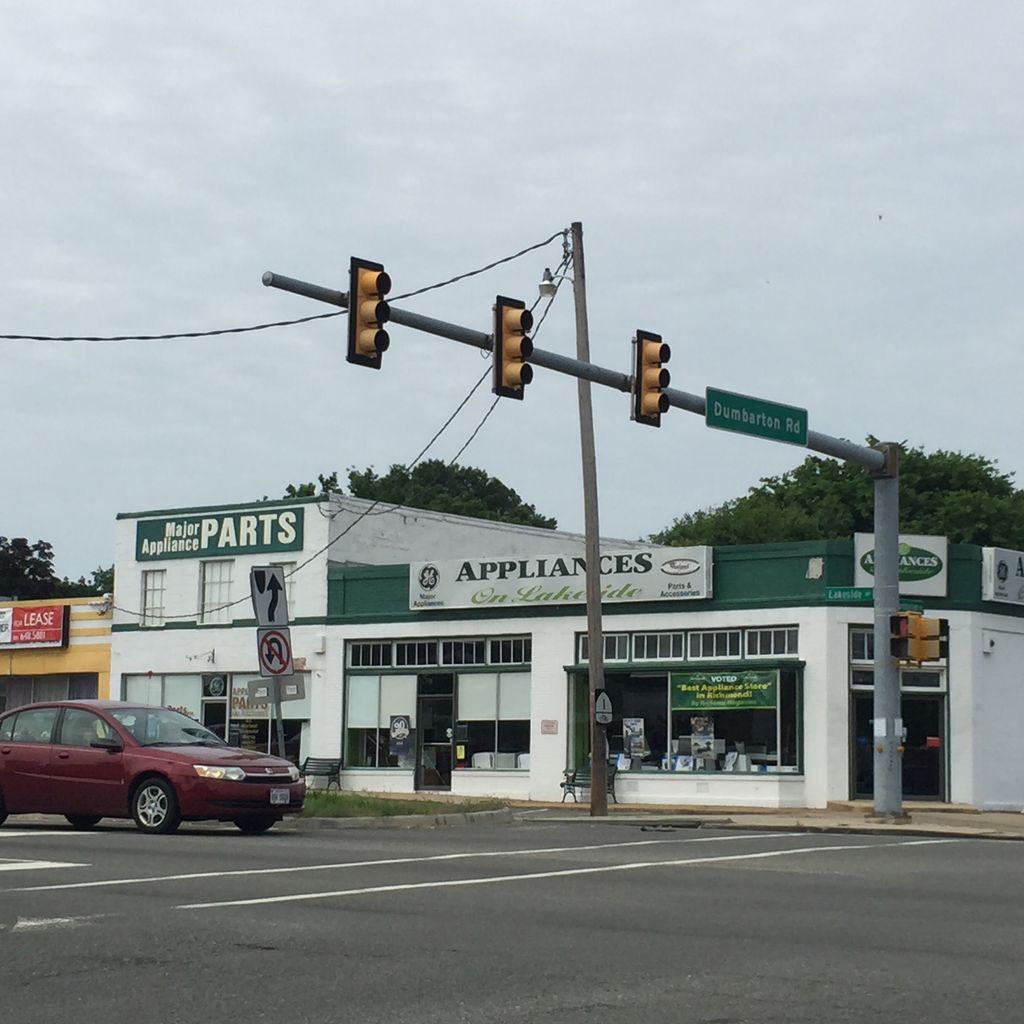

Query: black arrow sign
[267,575,282,622]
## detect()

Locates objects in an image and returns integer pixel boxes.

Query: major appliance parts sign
[135,508,304,561]
[982,546,1024,606]
[409,547,713,610]
[0,605,69,648]
[854,533,948,597]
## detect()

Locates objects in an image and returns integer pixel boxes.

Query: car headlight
[287,765,301,782]
[194,765,246,781]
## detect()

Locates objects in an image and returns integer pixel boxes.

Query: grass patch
[303,790,506,818]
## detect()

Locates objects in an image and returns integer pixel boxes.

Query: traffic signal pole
[262,257,905,821]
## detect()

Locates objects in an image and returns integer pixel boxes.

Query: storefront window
[455,672,530,769]
[571,667,801,773]
[345,674,417,768]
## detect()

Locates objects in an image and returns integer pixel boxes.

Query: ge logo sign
[418,564,440,591]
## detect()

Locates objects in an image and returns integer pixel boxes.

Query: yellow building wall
[1,597,112,698]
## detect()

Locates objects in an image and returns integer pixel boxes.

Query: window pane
[200,560,233,624]
[163,676,202,719]
[11,707,58,743]
[60,709,115,747]
[498,673,531,720]
[347,676,379,728]
[379,675,417,727]
[458,674,497,720]
[125,674,162,705]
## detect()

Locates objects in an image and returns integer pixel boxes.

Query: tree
[281,461,557,529]
[0,537,111,600]
[651,445,1024,549]
[0,537,59,599]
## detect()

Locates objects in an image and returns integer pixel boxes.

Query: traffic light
[493,296,534,399]
[889,613,949,662]
[632,329,671,427]
[347,257,391,368]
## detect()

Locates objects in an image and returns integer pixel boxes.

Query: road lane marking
[0,831,105,838]
[9,832,800,893]
[0,859,89,873]
[9,914,107,933]
[176,838,958,910]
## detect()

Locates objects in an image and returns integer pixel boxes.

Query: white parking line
[9,914,106,933]
[10,832,799,893]
[176,838,958,910]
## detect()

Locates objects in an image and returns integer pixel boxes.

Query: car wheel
[233,816,277,835]
[65,815,102,829]
[131,777,181,835]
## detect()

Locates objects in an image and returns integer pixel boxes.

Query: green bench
[299,757,342,792]
[560,762,618,803]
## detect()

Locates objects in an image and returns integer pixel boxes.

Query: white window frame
[745,627,799,658]
[633,632,685,661]
[199,560,233,625]
[687,630,742,660]
[141,569,166,627]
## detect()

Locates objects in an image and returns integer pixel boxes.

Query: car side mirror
[91,737,124,753]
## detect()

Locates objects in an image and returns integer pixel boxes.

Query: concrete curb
[289,806,515,831]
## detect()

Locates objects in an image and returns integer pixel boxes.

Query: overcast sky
[4,1,1022,579]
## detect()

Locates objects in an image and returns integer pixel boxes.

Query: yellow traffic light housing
[493,296,534,399]
[347,257,391,368]
[632,329,671,427]
[889,612,949,663]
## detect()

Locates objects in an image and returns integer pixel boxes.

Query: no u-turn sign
[257,626,293,677]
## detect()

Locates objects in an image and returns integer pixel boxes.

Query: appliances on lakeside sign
[409,547,713,610]
[982,546,1024,606]
[135,508,304,561]
[0,604,70,648]
[854,533,948,598]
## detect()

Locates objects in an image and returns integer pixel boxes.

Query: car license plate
[270,788,290,805]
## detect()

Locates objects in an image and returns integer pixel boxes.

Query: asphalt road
[1,817,1021,1024]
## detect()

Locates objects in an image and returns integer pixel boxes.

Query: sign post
[250,566,292,761]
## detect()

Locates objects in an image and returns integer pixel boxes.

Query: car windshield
[110,707,226,747]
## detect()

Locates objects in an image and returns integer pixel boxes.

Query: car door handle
[57,751,71,759]
[0,746,11,755]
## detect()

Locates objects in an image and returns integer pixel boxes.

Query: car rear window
[0,715,13,742]
[10,707,59,743]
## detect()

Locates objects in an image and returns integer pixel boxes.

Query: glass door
[851,693,945,800]
[416,674,454,791]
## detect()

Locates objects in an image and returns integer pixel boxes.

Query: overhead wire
[1,229,567,343]
[108,229,571,621]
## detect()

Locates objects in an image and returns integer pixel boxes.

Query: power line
[2,229,568,343]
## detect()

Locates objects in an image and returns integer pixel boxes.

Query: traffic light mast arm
[261,270,885,473]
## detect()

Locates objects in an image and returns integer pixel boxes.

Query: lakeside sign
[705,387,808,447]
[136,508,304,561]
[982,546,1024,606]
[671,669,777,711]
[409,547,713,611]
[854,533,948,597]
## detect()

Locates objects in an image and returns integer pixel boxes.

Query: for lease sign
[0,605,69,648]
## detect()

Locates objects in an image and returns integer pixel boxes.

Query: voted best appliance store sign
[410,547,713,610]
[136,508,304,560]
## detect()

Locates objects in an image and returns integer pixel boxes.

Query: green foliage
[0,536,111,600]
[282,460,557,529]
[283,472,341,499]
[302,790,504,818]
[348,460,557,529]
[652,446,1024,549]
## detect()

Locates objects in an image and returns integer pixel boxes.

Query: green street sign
[900,598,926,613]
[826,587,874,603]
[705,387,808,446]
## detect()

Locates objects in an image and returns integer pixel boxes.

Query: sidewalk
[511,800,1024,841]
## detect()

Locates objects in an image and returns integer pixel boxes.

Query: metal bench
[299,757,342,792]
[560,762,617,803]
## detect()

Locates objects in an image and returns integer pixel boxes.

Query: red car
[0,700,305,834]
